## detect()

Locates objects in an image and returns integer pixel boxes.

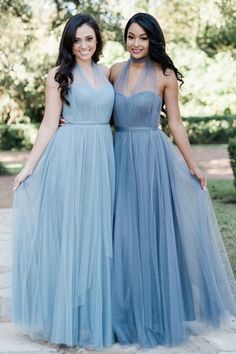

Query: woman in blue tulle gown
[12,14,114,349]
[110,13,236,348]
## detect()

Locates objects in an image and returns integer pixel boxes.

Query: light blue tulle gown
[112,58,236,348]
[12,62,115,349]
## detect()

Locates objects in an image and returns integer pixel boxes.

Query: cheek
[126,40,132,49]
[143,42,149,54]
[91,42,97,52]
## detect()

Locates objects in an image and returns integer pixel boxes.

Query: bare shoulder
[98,63,110,79]
[46,66,60,87]
[153,63,175,80]
[163,68,178,87]
[110,61,126,74]
[110,61,127,83]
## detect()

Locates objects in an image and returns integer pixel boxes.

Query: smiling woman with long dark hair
[111,12,236,348]
[12,13,115,349]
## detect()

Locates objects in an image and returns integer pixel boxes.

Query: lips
[79,50,90,55]
[132,49,143,54]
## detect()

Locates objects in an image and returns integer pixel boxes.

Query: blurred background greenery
[1,0,236,125]
[0,0,236,150]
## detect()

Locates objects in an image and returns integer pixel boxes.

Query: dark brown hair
[125,13,184,87]
[55,13,103,104]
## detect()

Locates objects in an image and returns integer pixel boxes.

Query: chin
[131,51,147,58]
[78,55,93,61]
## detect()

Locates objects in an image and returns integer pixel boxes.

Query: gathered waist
[116,126,159,132]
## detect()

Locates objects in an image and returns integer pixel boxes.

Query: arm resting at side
[164,71,206,190]
[13,67,63,190]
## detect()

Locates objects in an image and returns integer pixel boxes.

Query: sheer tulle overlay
[12,63,115,349]
[112,58,236,347]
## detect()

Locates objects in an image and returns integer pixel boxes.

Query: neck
[75,59,93,68]
[130,55,149,64]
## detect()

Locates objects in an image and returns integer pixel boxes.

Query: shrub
[0,161,9,175]
[0,123,38,150]
[0,115,235,151]
[228,137,236,188]
[182,115,236,144]
[160,115,236,144]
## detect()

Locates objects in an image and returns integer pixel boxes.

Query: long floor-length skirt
[13,123,115,349]
[113,128,236,347]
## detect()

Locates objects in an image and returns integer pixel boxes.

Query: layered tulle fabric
[112,58,236,347]
[12,63,115,349]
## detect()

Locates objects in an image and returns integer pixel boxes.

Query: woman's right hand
[59,118,66,126]
[13,167,32,191]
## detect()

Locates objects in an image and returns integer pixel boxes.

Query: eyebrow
[128,31,147,36]
[74,35,94,39]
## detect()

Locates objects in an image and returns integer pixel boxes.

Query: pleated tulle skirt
[12,123,115,349]
[112,128,236,348]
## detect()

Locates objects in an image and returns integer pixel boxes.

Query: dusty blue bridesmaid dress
[112,58,236,348]
[12,62,115,349]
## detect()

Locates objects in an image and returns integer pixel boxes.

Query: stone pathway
[192,145,233,180]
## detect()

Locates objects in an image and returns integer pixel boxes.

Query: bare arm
[109,62,125,84]
[164,71,206,190]
[13,67,62,190]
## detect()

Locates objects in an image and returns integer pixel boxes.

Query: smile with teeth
[132,49,143,53]
[79,50,90,55]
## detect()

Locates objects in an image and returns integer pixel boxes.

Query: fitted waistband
[116,126,159,132]
[65,121,109,125]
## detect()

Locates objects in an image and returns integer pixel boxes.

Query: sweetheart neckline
[116,91,163,102]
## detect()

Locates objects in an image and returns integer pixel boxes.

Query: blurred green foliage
[161,114,236,144]
[0,161,9,175]
[0,0,122,124]
[228,137,236,188]
[1,114,235,150]
[183,115,236,144]
[0,0,235,127]
[0,124,39,150]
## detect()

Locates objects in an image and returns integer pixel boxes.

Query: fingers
[13,179,20,191]
[59,118,66,126]
[201,176,207,191]
[13,175,22,191]
[190,168,207,191]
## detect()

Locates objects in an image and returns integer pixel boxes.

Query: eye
[74,38,80,44]
[127,35,134,39]
[87,37,94,41]
[140,37,148,41]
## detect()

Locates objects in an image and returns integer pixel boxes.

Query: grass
[208,180,236,276]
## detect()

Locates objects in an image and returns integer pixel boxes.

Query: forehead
[75,23,95,38]
[127,22,147,35]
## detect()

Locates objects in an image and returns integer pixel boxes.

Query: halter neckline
[129,55,150,64]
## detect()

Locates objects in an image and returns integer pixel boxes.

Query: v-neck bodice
[62,63,114,124]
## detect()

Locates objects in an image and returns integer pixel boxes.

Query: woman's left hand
[190,167,207,191]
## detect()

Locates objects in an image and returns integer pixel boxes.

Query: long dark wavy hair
[124,13,184,87]
[55,14,103,104]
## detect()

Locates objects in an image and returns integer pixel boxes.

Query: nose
[134,37,140,47]
[80,40,88,49]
